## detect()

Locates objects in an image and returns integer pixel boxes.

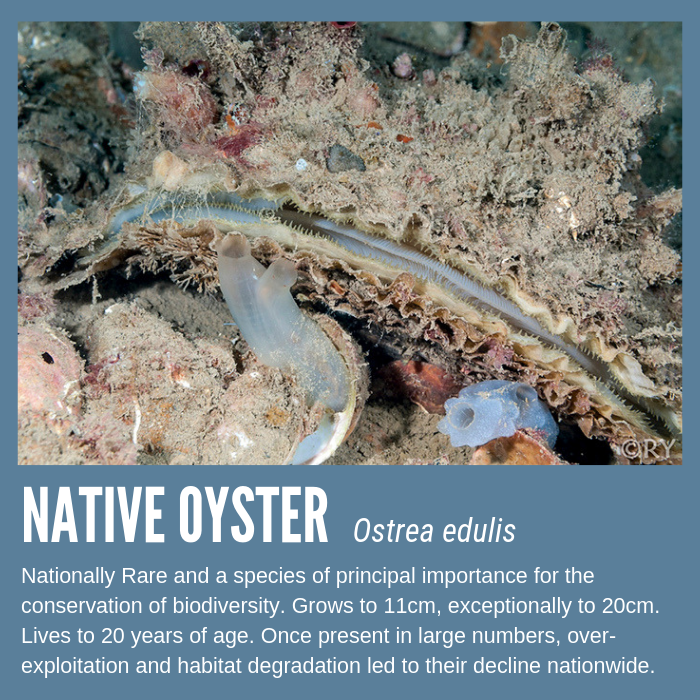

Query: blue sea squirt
[438,380,559,449]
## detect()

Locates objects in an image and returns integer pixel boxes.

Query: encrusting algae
[18,22,682,464]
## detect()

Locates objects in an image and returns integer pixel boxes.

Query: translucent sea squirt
[217,233,362,464]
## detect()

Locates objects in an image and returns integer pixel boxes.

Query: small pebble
[422,69,437,86]
[295,158,308,171]
[326,144,366,173]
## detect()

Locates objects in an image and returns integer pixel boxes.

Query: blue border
[8,7,696,699]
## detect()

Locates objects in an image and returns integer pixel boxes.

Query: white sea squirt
[217,233,354,465]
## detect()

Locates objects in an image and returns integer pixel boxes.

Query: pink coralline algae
[18,324,83,422]
[134,62,218,143]
[393,52,415,80]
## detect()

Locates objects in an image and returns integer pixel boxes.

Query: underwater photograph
[17,22,682,465]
